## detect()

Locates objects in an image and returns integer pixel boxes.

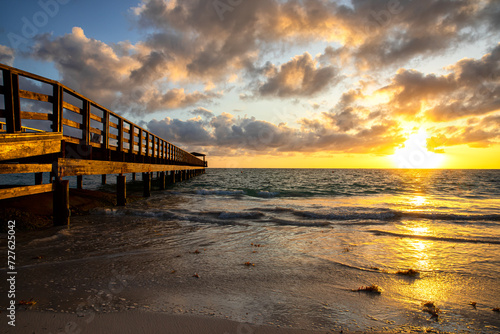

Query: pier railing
[0,63,207,226]
[0,63,204,167]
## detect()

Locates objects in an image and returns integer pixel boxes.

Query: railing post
[52,84,63,133]
[3,69,22,133]
[118,118,124,159]
[103,110,109,150]
[82,100,91,146]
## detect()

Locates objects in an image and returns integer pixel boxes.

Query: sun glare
[391,130,445,169]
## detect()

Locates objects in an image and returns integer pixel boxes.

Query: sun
[390,129,445,169]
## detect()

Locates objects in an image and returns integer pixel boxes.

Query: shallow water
[1,169,499,332]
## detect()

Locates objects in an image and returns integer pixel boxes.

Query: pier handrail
[0,63,204,167]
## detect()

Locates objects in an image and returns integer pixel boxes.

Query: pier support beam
[170,171,176,184]
[35,172,43,185]
[77,175,83,189]
[53,179,70,226]
[117,174,126,206]
[102,174,107,185]
[132,173,136,181]
[159,172,166,190]
[143,172,151,197]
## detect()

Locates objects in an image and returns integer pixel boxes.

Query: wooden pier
[0,64,207,225]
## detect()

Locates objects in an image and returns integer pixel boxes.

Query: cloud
[250,52,341,98]
[28,27,220,114]
[377,43,500,121]
[427,113,500,149]
[0,45,15,66]
[145,110,404,156]
[189,107,214,119]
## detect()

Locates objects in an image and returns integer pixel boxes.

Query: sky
[0,0,499,169]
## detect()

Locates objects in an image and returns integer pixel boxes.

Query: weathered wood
[19,90,52,103]
[77,175,83,189]
[3,70,22,132]
[62,118,81,129]
[0,163,52,174]
[143,172,151,198]
[57,158,205,177]
[102,174,107,185]
[0,183,53,200]
[117,175,126,206]
[90,113,102,122]
[170,171,176,184]
[53,180,70,226]
[20,111,52,121]
[159,172,166,190]
[132,172,136,181]
[0,132,63,161]
[62,101,81,114]
[52,84,63,132]
[82,100,91,146]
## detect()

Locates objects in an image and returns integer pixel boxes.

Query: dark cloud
[28,28,220,114]
[145,110,404,156]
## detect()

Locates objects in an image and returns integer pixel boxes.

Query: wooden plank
[89,127,102,135]
[0,132,62,161]
[62,136,80,145]
[19,90,52,103]
[62,118,81,129]
[0,184,53,200]
[0,63,58,86]
[109,121,118,129]
[57,158,206,177]
[90,113,102,122]
[20,111,52,121]
[108,133,118,140]
[62,101,81,114]
[0,163,52,174]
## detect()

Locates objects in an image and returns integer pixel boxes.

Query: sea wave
[369,230,500,245]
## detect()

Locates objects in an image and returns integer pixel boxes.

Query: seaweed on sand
[352,284,382,294]
[396,269,420,276]
[423,301,440,319]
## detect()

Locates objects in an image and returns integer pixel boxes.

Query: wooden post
[3,70,21,133]
[77,175,83,189]
[171,171,176,184]
[102,174,107,185]
[132,172,136,181]
[35,173,43,185]
[82,100,91,146]
[52,84,63,132]
[159,172,166,190]
[53,179,70,226]
[117,174,126,206]
[143,172,151,197]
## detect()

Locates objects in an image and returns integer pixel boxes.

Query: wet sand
[3,310,375,334]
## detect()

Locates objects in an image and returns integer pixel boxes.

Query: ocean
[2,168,500,333]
